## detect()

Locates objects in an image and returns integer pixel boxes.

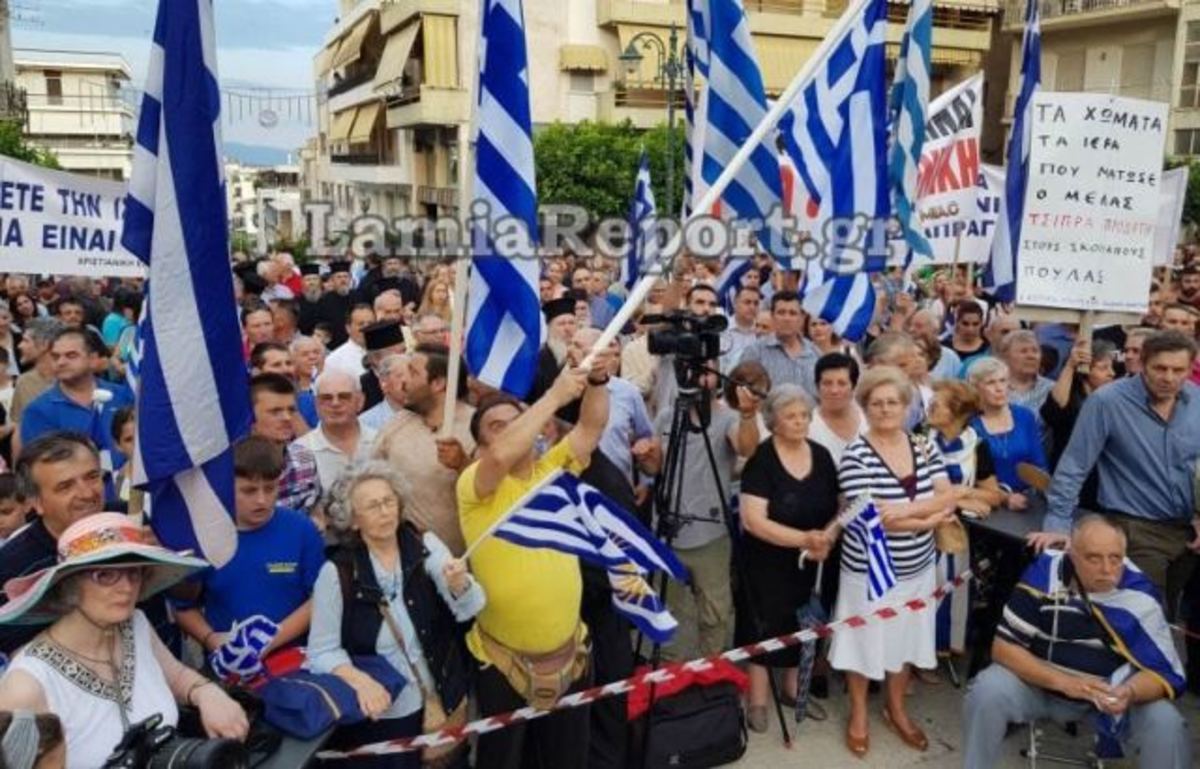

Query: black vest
[332,525,473,711]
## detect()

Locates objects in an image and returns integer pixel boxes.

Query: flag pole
[462,470,560,560]
[583,0,875,365]
[441,120,473,439]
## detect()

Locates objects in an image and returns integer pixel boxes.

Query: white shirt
[325,340,367,379]
[359,399,403,433]
[808,406,865,466]
[293,424,378,490]
[7,611,177,769]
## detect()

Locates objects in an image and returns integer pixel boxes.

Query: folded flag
[846,499,896,601]
[210,614,279,682]
[492,470,688,642]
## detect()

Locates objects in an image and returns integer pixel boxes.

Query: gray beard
[547,337,568,366]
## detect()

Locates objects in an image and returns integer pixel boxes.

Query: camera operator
[654,359,761,661]
[0,514,248,768]
[651,284,723,416]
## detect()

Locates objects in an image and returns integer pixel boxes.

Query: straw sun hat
[0,513,209,626]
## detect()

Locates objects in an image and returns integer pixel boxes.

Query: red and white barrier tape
[316,568,973,760]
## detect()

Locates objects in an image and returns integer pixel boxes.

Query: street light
[617,24,684,220]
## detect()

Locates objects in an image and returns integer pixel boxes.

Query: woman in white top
[0,514,248,768]
[807,353,865,466]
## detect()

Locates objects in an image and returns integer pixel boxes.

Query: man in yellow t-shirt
[458,356,610,769]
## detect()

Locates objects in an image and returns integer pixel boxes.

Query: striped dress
[837,435,948,581]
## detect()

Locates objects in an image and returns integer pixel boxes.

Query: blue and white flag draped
[780,0,889,341]
[465,0,544,398]
[623,150,658,291]
[1019,551,1185,758]
[984,0,1040,303]
[492,471,688,642]
[121,0,252,568]
[888,0,934,263]
[688,0,792,265]
[846,500,896,601]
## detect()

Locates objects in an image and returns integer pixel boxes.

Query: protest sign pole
[440,121,472,439]
[583,0,874,366]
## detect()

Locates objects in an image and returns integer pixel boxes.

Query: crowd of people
[0,248,1194,768]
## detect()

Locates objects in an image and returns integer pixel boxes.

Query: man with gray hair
[293,369,376,491]
[359,353,407,432]
[10,317,66,453]
[963,515,1190,769]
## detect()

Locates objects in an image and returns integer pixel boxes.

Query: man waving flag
[122,0,252,567]
[465,0,544,397]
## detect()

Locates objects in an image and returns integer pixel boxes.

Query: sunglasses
[87,567,147,587]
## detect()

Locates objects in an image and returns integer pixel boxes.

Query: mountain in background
[224,142,297,167]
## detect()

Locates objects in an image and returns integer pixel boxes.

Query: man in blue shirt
[1030,331,1200,612]
[19,328,133,493]
[174,435,325,660]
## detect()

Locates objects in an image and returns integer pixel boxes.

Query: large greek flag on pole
[121,0,252,567]
[779,0,889,341]
[688,0,792,265]
[465,0,544,398]
[888,0,934,263]
[985,0,1040,303]
[623,150,658,291]
[846,500,897,601]
[492,471,688,642]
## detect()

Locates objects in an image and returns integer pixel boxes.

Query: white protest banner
[0,155,143,278]
[1017,93,1165,313]
[1153,166,1187,266]
[914,74,988,264]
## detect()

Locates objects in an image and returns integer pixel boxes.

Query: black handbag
[637,682,748,769]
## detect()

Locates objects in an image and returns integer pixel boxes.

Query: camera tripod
[635,359,793,764]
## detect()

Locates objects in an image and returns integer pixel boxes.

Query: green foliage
[533,119,685,224]
[1165,157,1200,230]
[0,121,60,169]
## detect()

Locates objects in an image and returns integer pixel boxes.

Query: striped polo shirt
[837,435,947,580]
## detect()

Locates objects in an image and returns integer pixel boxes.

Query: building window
[45,70,63,106]
[1055,50,1085,92]
[569,71,595,93]
[1120,43,1154,99]
[1182,23,1200,108]
[1174,129,1200,156]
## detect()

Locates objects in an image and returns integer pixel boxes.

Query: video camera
[644,312,727,361]
[103,714,248,769]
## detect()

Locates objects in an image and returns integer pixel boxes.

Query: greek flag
[688,0,792,264]
[717,257,751,313]
[780,0,889,341]
[121,0,252,567]
[465,0,543,398]
[846,500,896,601]
[888,0,934,263]
[682,27,697,218]
[623,150,658,291]
[985,0,1040,303]
[493,471,688,642]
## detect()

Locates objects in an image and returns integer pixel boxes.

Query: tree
[0,121,60,169]
[533,119,685,225]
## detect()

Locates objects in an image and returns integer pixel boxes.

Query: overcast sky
[13,0,334,153]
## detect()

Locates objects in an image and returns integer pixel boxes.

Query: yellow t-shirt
[458,439,588,660]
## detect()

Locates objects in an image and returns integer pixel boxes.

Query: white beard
[547,337,568,366]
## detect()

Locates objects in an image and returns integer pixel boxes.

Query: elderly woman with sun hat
[0,513,248,768]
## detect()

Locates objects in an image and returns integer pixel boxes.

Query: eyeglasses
[867,399,905,411]
[87,567,146,587]
[318,392,356,404]
[355,495,399,517]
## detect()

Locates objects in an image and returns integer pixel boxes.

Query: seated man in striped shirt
[962,515,1190,769]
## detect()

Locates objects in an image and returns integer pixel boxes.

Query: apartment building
[14,48,133,180]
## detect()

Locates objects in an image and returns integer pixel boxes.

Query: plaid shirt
[280,441,322,513]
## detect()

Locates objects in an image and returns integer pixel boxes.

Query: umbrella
[794,560,829,724]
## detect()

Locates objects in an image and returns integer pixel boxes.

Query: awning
[330,107,358,143]
[349,101,381,144]
[314,41,338,76]
[560,44,608,72]
[753,35,820,95]
[373,20,420,90]
[423,15,459,88]
[331,13,374,70]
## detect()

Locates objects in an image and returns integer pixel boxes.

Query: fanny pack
[479,624,590,710]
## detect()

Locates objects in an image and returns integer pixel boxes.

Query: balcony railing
[827,0,999,20]
[1003,0,1170,23]
[24,92,130,112]
[331,152,387,165]
[328,67,375,99]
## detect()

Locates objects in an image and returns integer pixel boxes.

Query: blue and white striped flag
[623,150,658,291]
[985,0,1040,303]
[122,0,253,567]
[688,0,792,265]
[846,500,896,601]
[780,0,889,341]
[716,257,751,314]
[465,0,544,398]
[888,0,934,263]
[492,470,688,642]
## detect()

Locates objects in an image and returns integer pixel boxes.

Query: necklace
[47,628,114,667]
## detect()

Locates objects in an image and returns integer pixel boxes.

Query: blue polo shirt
[19,380,134,451]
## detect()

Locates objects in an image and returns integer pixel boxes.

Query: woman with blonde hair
[417,279,453,324]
